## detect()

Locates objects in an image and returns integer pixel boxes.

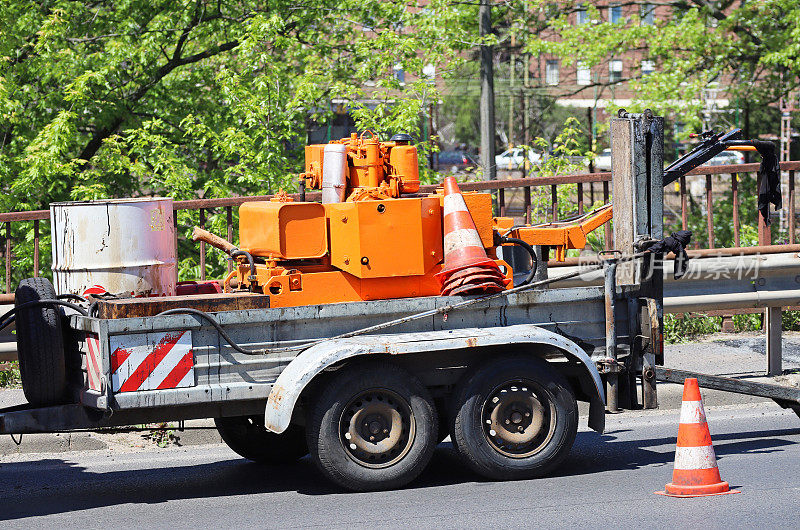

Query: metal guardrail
[554,250,800,376]
[553,250,800,310]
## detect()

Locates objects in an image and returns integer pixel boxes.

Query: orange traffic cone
[436,176,510,296]
[655,378,739,497]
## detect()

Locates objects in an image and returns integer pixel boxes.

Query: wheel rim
[339,388,416,469]
[480,379,556,458]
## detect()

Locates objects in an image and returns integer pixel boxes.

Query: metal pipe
[603,258,619,413]
[641,298,660,409]
[765,306,783,376]
[321,144,347,204]
[664,290,800,312]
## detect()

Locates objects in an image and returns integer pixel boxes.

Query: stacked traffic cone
[436,176,510,296]
[655,378,739,497]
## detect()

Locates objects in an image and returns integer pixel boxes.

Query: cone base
[435,257,501,281]
[444,280,505,297]
[655,481,740,498]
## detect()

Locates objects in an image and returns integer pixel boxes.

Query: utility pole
[479,0,496,184]
[780,94,794,163]
[508,35,516,149]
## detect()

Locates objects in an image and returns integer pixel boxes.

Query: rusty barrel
[50,198,176,297]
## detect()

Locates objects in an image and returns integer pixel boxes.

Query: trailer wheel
[14,277,68,406]
[451,355,577,481]
[215,415,307,464]
[306,361,438,491]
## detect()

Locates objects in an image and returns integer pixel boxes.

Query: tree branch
[77,39,240,166]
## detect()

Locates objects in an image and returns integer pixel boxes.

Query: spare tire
[15,277,68,405]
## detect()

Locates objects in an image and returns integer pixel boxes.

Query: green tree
[0,0,469,282]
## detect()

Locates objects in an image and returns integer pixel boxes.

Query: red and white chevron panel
[109,331,195,393]
[85,333,103,392]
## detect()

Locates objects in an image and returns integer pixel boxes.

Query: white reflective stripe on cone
[674,444,718,470]
[679,400,707,424]
[443,193,469,213]
[444,229,484,254]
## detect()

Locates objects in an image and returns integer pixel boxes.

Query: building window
[640,3,655,25]
[576,4,589,24]
[610,3,622,23]
[546,60,559,85]
[577,62,591,85]
[609,59,623,83]
[642,60,655,75]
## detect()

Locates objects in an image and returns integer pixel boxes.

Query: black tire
[14,277,67,406]
[215,415,307,464]
[451,355,578,481]
[306,361,438,492]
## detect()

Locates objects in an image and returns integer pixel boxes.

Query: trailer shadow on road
[1,426,799,521]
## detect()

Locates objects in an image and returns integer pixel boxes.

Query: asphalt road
[1,401,798,529]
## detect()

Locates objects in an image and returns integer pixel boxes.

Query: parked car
[434,150,477,173]
[495,148,542,170]
[703,150,746,167]
[594,148,612,171]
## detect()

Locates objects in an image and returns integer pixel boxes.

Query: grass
[142,423,177,447]
[664,313,722,344]
[0,361,21,388]
[664,310,800,344]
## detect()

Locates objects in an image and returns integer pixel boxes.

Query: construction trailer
[1,113,798,492]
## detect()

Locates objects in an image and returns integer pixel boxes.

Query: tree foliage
[0,0,470,281]
[0,0,468,213]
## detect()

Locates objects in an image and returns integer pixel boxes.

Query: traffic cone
[655,378,739,497]
[436,176,510,296]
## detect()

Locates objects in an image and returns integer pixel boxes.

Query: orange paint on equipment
[436,177,510,296]
[655,378,740,498]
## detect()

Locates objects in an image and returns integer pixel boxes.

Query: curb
[0,419,222,456]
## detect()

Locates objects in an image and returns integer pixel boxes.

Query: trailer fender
[265,324,606,434]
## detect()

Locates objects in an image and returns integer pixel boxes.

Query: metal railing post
[603,181,611,250]
[199,208,206,281]
[4,222,10,294]
[732,172,740,247]
[790,170,796,245]
[765,306,783,376]
[706,174,714,248]
[680,175,687,230]
[173,209,179,284]
[33,220,40,278]
[226,206,234,273]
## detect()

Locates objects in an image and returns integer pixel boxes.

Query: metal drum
[51,198,176,296]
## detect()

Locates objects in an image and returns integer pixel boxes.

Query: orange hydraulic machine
[196,132,611,308]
